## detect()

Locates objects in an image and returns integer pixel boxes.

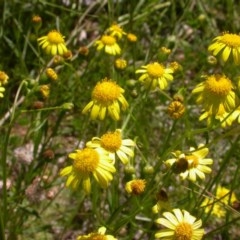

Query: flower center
[186,155,199,168]
[174,222,193,240]
[220,33,240,47]
[173,157,189,174]
[92,79,121,105]
[147,62,164,78]
[89,233,107,240]
[100,131,122,152]
[47,30,65,44]
[73,148,99,174]
[204,75,232,97]
[101,35,116,45]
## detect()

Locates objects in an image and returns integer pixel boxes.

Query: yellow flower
[127,33,137,42]
[60,147,116,194]
[39,85,50,98]
[95,35,121,55]
[37,30,68,56]
[86,129,135,164]
[155,209,204,239]
[82,78,128,121]
[169,61,182,72]
[135,62,174,90]
[0,86,6,98]
[77,226,117,240]
[199,105,236,127]
[115,58,127,70]
[165,145,213,182]
[0,71,9,86]
[192,74,236,115]
[125,179,146,195]
[46,68,58,81]
[106,23,126,39]
[201,198,226,218]
[160,47,171,55]
[208,33,240,65]
[216,186,237,205]
[167,100,185,119]
[201,186,237,218]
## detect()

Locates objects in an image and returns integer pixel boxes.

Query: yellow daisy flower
[0,71,9,86]
[106,23,126,39]
[82,78,128,121]
[125,179,146,195]
[37,30,68,56]
[201,186,237,218]
[165,145,213,182]
[199,105,236,127]
[77,226,117,240]
[192,74,236,115]
[86,129,135,164]
[135,62,174,90]
[60,147,116,194]
[95,35,121,55]
[208,33,240,65]
[155,208,204,239]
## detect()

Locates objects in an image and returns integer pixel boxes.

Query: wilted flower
[125,179,146,195]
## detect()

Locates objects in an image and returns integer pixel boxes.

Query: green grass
[1,0,240,239]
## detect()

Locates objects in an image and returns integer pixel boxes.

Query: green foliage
[1,0,240,239]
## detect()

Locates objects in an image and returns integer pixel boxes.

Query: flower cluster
[192,32,240,127]
[95,23,137,55]
[60,129,135,194]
